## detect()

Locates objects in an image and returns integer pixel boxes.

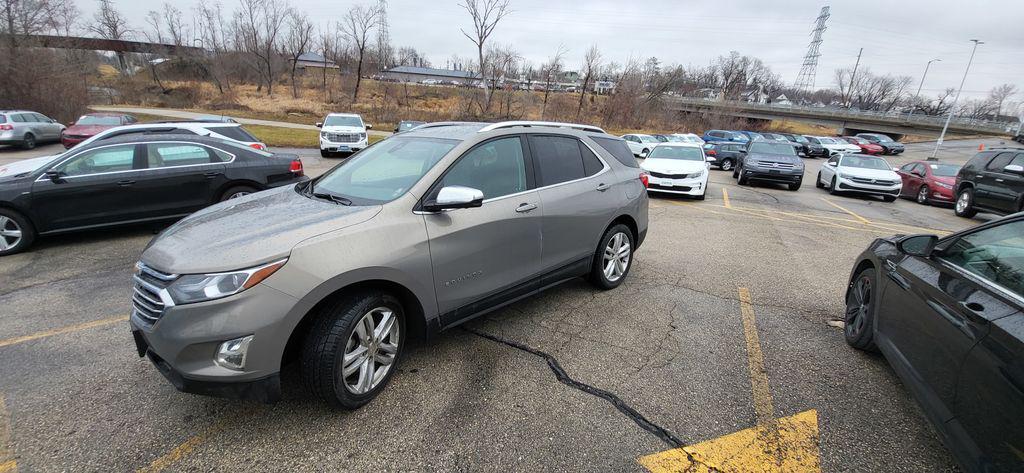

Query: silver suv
[130,121,649,407]
[0,110,65,149]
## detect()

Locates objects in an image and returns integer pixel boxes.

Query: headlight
[838,173,851,179]
[359,132,367,140]
[167,259,287,304]
[689,169,705,178]
[935,182,953,190]
[745,160,759,168]
[320,131,328,138]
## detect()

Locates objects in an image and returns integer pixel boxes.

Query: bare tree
[234,0,291,96]
[285,11,313,98]
[539,45,566,119]
[195,2,233,93]
[459,0,510,114]
[90,0,131,71]
[339,3,381,101]
[316,27,339,102]
[162,3,187,46]
[576,44,601,119]
[988,83,1017,116]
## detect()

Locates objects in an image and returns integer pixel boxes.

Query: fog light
[215,335,254,370]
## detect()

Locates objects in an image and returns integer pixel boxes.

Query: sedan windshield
[77,115,122,126]
[311,137,457,204]
[647,146,704,161]
[324,115,364,127]
[930,164,960,177]
[842,155,890,170]
[748,142,797,156]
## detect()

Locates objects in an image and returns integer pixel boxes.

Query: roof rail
[478,121,606,134]
[410,121,484,131]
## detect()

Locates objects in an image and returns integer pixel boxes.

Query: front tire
[737,167,749,185]
[788,179,802,191]
[828,176,839,195]
[954,188,977,218]
[815,171,824,188]
[589,224,634,290]
[882,195,896,202]
[0,209,35,256]
[301,291,405,409]
[916,185,930,205]
[845,268,878,351]
[320,149,330,158]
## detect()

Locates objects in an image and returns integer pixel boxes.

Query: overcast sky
[90,0,1023,105]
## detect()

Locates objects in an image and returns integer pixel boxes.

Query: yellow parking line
[820,198,871,224]
[721,188,731,208]
[137,422,225,473]
[738,288,775,425]
[0,316,127,349]
[0,395,15,473]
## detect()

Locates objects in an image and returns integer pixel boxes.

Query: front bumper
[319,136,368,153]
[646,175,708,195]
[744,167,803,184]
[61,135,90,148]
[836,177,901,196]
[129,282,300,401]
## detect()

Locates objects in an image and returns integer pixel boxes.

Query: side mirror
[1004,164,1024,175]
[424,186,484,212]
[315,122,323,128]
[828,162,838,167]
[67,121,75,126]
[897,234,938,257]
[44,170,63,182]
[705,156,716,162]
[365,124,373,130]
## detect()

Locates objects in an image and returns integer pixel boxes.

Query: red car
[896,160,961,205]
[61,112,137,148]
[841,136,884,155]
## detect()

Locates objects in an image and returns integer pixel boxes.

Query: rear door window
[530,135,586,186]
[937,220,1024,298]
[213,126,260,143]
[146,143,216,168]
[590,136,639,168]
[986,152,1016,172]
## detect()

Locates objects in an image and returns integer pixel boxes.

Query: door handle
[515,203,537,213]
[975,175,983,179]
[995,178,1004,183]
[204,171,222,179]
[596,183,610,192]
[117,180,135,186]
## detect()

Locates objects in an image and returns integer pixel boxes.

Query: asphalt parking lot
[1,137,1021,471]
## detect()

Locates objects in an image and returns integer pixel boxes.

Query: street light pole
[907,58,940,120]
[930,39,983,161]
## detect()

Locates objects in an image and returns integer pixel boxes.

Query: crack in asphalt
[464,327,696,454]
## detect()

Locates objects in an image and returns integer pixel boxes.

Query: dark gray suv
[130,121,650,408]
[732,140,806,190]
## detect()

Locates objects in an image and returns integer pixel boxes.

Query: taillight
[706,149,717,156]
[0,125,12,131]
[639,172,649,188]
[250,143,267,151]
[289,159,304,176]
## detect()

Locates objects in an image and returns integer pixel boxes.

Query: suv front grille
[132,263,177,323]
[325,132,361,143]
[754,161,796,170]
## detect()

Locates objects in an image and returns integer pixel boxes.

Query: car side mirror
[705,156,716,162]
[315,122,323,128]
[423,186,484,212]
[365,124,373,130]
[67,121,75,126]
[737,149,747,154]
[828,162,837,167]
[44,170,63,183]
[897,234,938,257]
[1004,164,1024,175]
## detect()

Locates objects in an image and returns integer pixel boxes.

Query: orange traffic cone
[978,143,985,151]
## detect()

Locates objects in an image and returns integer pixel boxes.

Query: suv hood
[641,158,706,174]
[747,152,802,164]
[140,186,381,274]
[321,125,365,133]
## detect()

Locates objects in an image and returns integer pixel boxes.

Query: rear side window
[146,143,216,168]
[212,126,259,143]
[530,135,585,186]
[11,114,26,123]
[580,142,604,176]
[0,115,5,123]
[986,152,1016,172]
[590,136,639,168]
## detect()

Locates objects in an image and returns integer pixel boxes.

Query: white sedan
[816,153,902,202]
[639,143,712,199]
[810,136,861,156]
[670,133,705,145]
[621,133,662,157]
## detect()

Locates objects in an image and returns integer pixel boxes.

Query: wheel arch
[845,258,877,301]
[606,214,640,249]
[214,179,265,201]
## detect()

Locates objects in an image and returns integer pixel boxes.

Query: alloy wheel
[956,192,970,214]
[602,232,631,282]
[228,191,250,199]
[845,276,871,338]
[342,307,400,395]
[0,216,22,251]
[721,160,732,171]
[917,186,929,204]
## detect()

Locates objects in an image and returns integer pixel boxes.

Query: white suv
[318,113,372,157]
[71,121,267,150]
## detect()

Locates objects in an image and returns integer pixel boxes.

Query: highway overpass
[668,97,1016,138]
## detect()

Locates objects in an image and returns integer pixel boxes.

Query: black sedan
[776,132,827,158]
[0,134,307,255]
[844,213,1024,472]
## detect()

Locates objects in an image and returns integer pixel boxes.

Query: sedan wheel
[720,159,733,171]
[0,216,23,252]
[844,270,877,351]
[916,185,930,205]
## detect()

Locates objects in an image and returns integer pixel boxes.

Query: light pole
[930,39,983,161]
[907,58,940,120]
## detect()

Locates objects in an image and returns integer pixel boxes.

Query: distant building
[559,70,580,83]
[291,52,339,71]
[594,80,616,95]
[381,65,480,85]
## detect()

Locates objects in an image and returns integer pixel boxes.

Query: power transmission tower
[794,6,830,91]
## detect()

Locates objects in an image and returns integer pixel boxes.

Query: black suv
[954,148,1024,218]
[856,133,905,155]
[777,132,827,158]
[732,140,806,191]
[702,142,745,171]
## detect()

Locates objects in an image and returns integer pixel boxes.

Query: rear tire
[220,185,258,202]
[954,188,977,218]
[720,159,734,172]
[845,268,878,352]
[588,224,634,290]
[301,291,405,409]
[0,208,36,256]
[21,133,35,150]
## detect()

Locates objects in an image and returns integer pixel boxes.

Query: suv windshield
[77,115,122,126]
[311,136,457,204]
[748,142,797,156]
[324,115,364,127]
[792,135,808,143]
[842,155,890,170]
[930,163,960,177]
[647,146,703,161]
[846,137,868,144]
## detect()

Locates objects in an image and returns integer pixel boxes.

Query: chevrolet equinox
[130,121,650,408]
